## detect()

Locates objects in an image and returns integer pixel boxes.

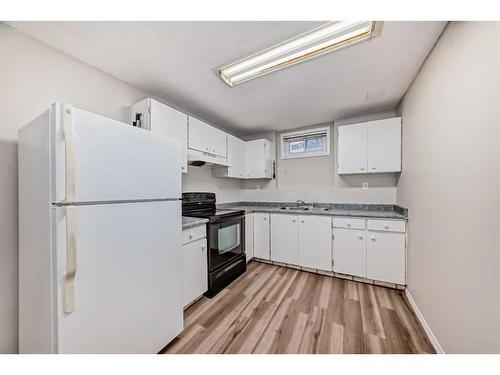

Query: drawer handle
[347,223,351,227]
[384,225,389,229]
[360,167,365,171]
[372,167,376,170]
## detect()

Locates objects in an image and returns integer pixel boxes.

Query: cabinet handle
[264,217,267,221]
[358,235,364,240]
[372,166,377,170]
[347,223,351,227]
[292,219,296,223]
[384,225,389,229]
[189,234,193,239]
[371,236,376,241]
[301,220,304,223]
[360,167,365,171]
[201,245,205,251]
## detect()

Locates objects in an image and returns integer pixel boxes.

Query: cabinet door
[271,214,299,265]
[188,116,210,153]
[210,127,227,158]
[253,213,270,260]
[150,99,188,173]
[182,238,208,307]
[245,213,254,262]
[299,215,332,271]
[227,135,246,178]
[367,231,405,284]
[337,124,367,174]
[245,141,260,178]
[333,228,366,277]
[367,118,401,173]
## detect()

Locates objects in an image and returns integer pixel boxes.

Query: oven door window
[218,223,240,254]
[209,216,245,271]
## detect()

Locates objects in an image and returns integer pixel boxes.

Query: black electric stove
[182,192,246,297]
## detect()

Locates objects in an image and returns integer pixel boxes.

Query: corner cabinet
[245,139,273,179]
[338,117,401,174]
[213,138,273,180]
[131,98,188,173]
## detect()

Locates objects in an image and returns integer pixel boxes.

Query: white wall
[241,112,398,204]
[182,166,242,203]
[397,22,500,353]
[0,23,158,353]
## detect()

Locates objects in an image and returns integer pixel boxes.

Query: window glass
[281,126,330,159]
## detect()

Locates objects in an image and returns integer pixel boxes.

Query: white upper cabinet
[338,117,401,174]
[213,134,246,178]
[131,98,188,173]
[188,116,227,158]
[246,139,273,179]
[337,122,368,174]
[367,118,402,173]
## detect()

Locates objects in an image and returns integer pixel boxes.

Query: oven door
[208,215,245,271]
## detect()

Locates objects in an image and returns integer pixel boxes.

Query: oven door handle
[212,214,245,226]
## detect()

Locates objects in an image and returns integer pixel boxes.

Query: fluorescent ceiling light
[218,21,382,87]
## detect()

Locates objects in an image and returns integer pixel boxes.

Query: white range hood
[187,149,230,167]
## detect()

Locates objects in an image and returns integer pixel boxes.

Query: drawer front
[367,219,405,233]
[182,225,206,245]
[332,218,366,230]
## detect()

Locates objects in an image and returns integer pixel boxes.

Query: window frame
[280,126,331,160]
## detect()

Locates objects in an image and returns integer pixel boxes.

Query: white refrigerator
[18,103,183,353]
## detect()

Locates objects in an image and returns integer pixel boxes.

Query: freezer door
[53,200,183,353]
[52,103,181,203]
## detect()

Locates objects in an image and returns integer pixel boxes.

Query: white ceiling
[7,21,446,135]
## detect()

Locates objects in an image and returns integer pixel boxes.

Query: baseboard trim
[404,288,445,354]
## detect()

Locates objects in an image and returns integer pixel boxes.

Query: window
[280,126,330,159]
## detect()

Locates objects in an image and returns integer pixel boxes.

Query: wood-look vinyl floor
[162,261,435,354]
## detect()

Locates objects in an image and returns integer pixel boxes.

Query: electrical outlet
[362,182,369,190]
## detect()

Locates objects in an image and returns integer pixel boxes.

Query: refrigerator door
[53,200,183,353]
[52,103,181,204]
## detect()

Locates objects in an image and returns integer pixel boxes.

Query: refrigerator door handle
[63,104,76,204]
[64,206,77,314]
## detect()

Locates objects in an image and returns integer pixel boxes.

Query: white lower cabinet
[367,228,406,285]
[245,213,254,262]
[332,227,367,278]
[253,213,270,260]
[182,227,208,307]
[245,212,406,286]
[270,214,299,265]
[270,214,332,271]
[298,215,332,271]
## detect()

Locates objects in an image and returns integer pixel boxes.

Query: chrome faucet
[296,200,307,208]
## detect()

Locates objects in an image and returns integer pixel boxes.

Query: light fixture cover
[218,21,382,87]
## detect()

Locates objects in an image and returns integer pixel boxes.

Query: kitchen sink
[279,206,329,212]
